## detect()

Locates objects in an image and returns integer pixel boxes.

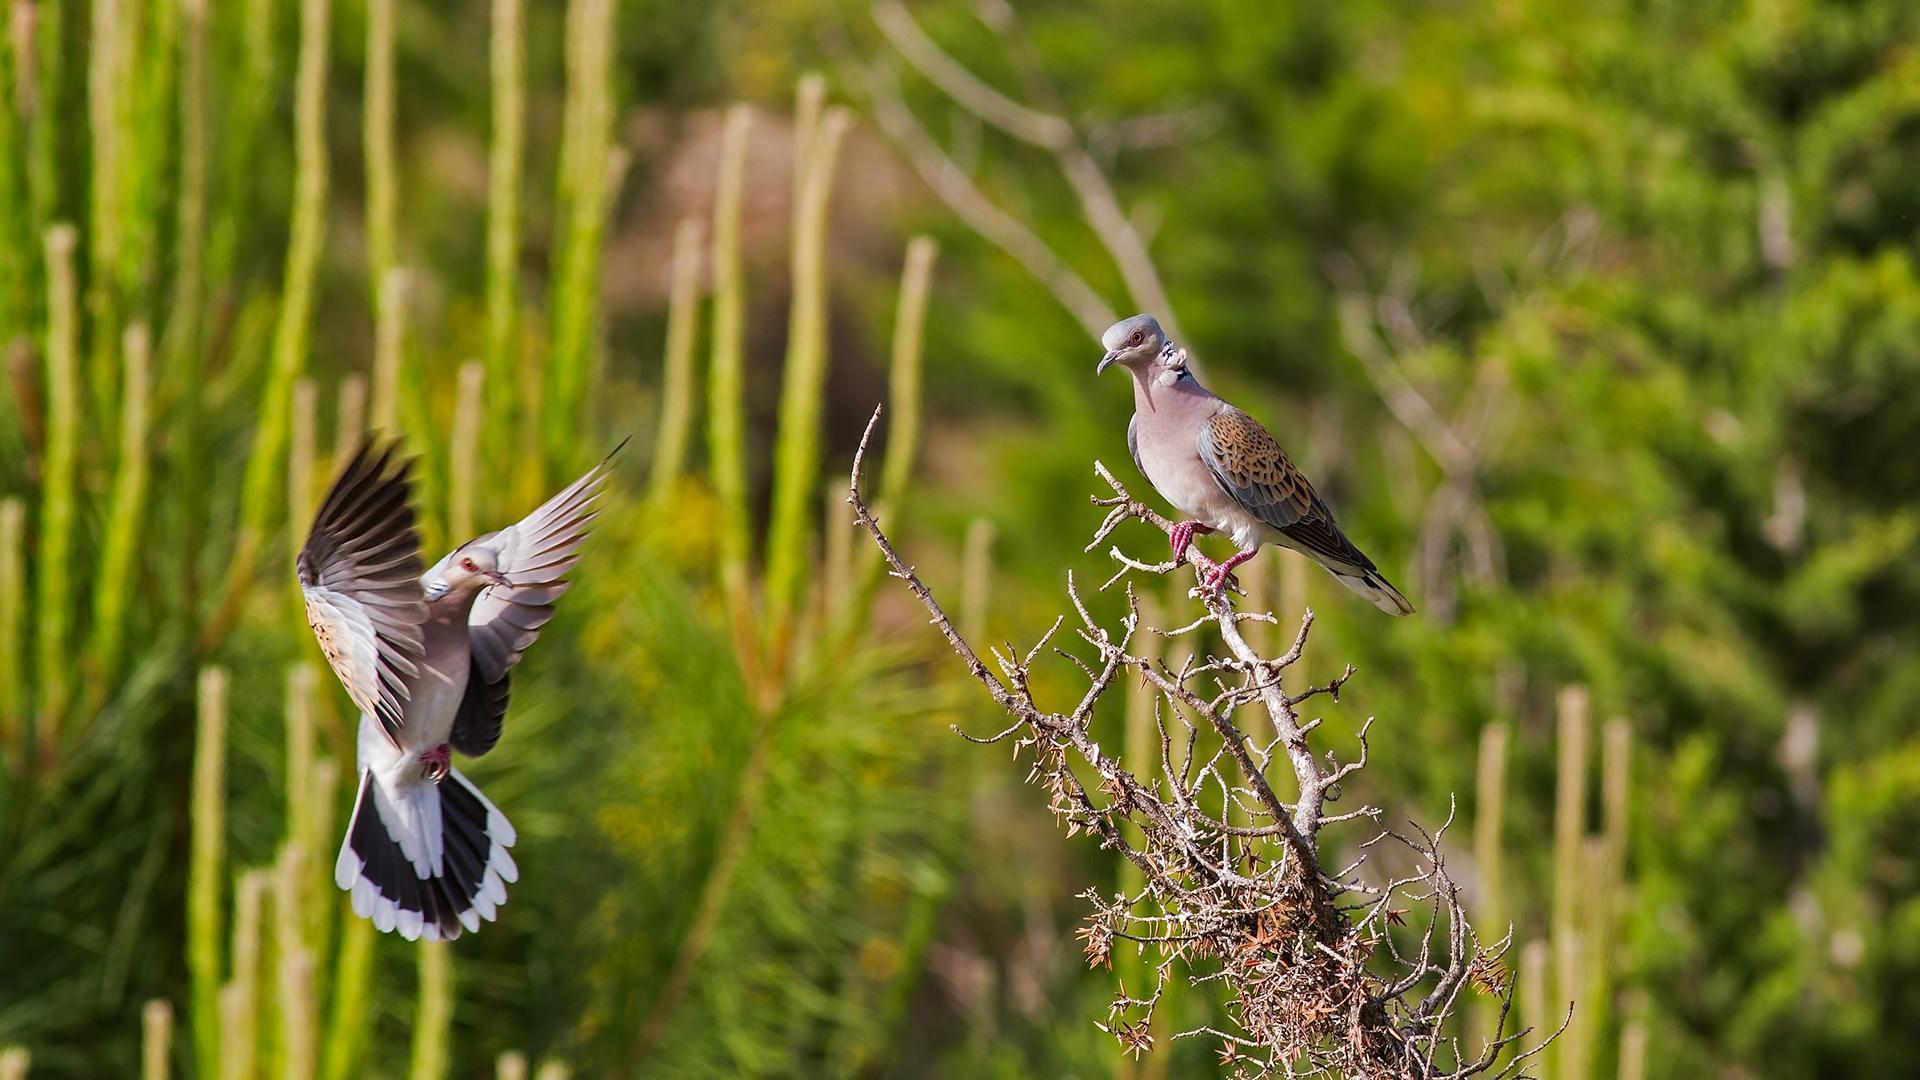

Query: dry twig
[849,406,1560,1077]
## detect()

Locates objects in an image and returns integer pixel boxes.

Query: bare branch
[849,407,1556,1077]
[853,60,1116,336]
[863,0,1187,347]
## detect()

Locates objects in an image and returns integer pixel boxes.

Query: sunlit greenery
[3,0,1919,1077]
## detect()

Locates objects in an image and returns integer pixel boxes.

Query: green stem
[450,361,485,540]
[85,320,152,697]
[188,666,228,1078]
[877,236,937,511]
[288,376,317,578]
[1551,685,1590,1077]
[409,942,454,1080]
[25,0,63,236]
[704,104,755,671]
[228,0,329,625]
[1469,720,1510,1056]
[484,0,525,459]
[223,868,268,1080]
[141,999,172,1080]
[0,498,24,768]
[364,0,398,311]
[544,0,618,464]
[85,0,127,429]
[645,217,704,512]
[370,268,406,433]
[275,844,317,1080]
[35,224,77,747]
[163,0,209,620]
[0,9,32,338]
[762,91,851,651]
[320,914,376,1080]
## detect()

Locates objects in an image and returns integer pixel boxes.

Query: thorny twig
[849,406,1559,1078]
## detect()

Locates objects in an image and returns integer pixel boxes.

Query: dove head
[422,543,510,602]
[1097,314,1171,375]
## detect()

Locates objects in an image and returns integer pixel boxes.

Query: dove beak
[1097,349,1120,375]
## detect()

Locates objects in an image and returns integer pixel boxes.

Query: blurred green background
[3,0,1920,1076]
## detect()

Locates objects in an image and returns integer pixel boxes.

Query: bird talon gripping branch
[1167,519,1213,564]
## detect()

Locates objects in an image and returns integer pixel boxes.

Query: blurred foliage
[1,0,1919,1077]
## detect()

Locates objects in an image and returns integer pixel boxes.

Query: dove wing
[297,439,429,747]
[1197,407,1380,575]
[453,444,622,756]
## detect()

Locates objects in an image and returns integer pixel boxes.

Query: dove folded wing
[297,439,430,747]
[1196,408,1382,576]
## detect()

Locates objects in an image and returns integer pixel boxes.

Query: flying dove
[1098,314,1413,616]
[299,437,621,940]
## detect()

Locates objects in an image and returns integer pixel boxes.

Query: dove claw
[1169,520,1215,564]
[418,743,451,782]
[1198,549,1258,600]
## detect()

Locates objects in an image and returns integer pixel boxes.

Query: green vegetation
[3,0,1920,1076]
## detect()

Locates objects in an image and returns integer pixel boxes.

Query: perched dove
[1098,314,1413,616]
[299,436,621,940]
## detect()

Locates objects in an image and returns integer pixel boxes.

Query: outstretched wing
[297,438,429,746]
[1196,407,1380,575]
[453,443,623,756]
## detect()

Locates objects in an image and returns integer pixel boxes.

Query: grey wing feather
[297,438,429,746]
[1127,413,1145,478]
[1196,408,1379,574]
[450,669,510,757]
[459,442,623,754]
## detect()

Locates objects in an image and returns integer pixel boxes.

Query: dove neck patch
[1157,341,1194,383]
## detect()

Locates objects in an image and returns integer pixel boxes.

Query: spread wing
[454,443,623,756]
[297,438,429,747]
[1197,407,1380,574]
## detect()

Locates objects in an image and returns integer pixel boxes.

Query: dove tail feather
[1330,567,1416,617]
[335,768,519,941]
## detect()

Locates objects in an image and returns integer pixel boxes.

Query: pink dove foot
[1168,520,1215,564]
[1201,548,1259,597]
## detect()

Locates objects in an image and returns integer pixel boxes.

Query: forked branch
[849,406,1561,1077]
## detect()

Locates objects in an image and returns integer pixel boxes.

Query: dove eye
[1129,331,1143,346]
[461,557,477,572]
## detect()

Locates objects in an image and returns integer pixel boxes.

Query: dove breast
[1132,401,1282,552]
